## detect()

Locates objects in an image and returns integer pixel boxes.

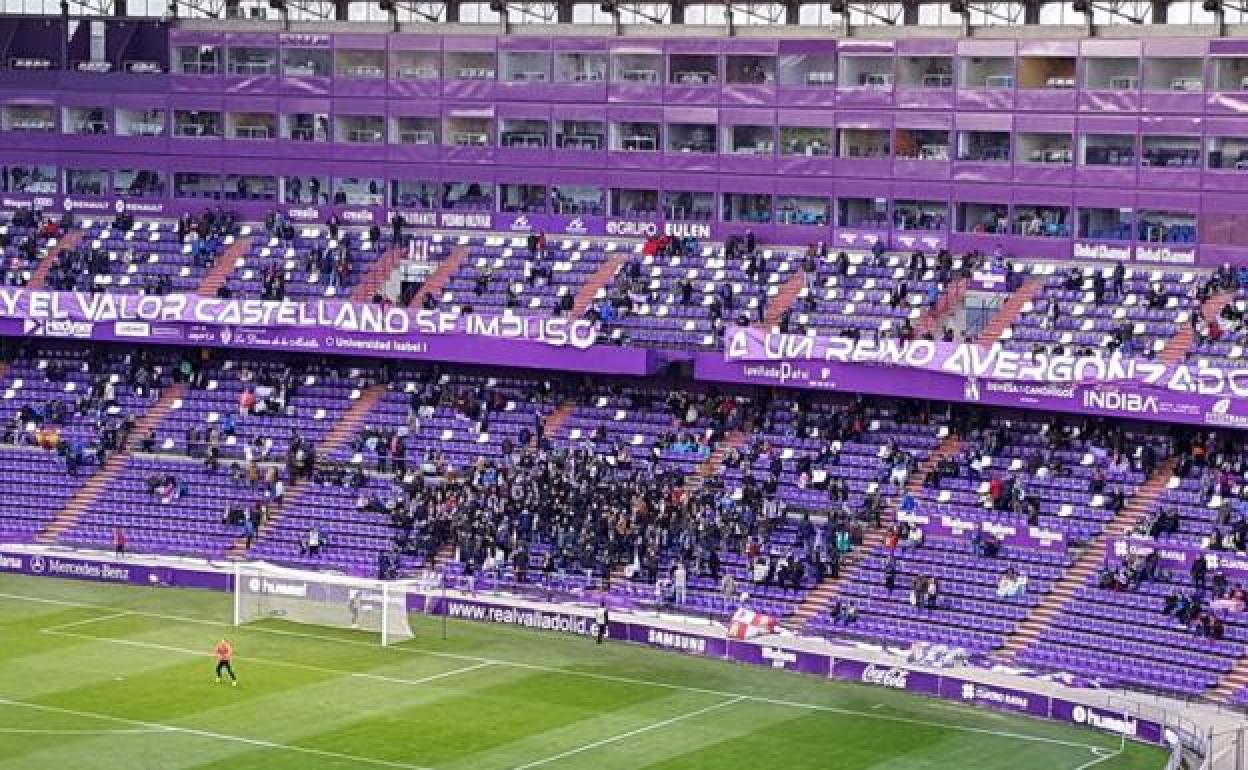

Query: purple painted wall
[2,25,1248,263]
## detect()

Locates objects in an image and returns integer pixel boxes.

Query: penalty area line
[0,726,173,736]
[510,696,746,770]
[39,612,132,634]
[41,621,494,689]
[0,697,434,770]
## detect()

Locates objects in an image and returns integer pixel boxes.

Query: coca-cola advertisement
[835,659,941,695]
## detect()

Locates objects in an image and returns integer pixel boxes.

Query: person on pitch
[595,601,609,645]
[214,638,238,686]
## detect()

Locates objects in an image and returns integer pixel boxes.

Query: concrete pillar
[783,0,800,23]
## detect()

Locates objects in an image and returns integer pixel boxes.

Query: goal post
[232,562,415,646]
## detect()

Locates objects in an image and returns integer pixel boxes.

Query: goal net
[233,562,415,646]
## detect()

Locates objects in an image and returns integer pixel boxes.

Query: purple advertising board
[0,288,655,377]
[1050,698,1166,745]
[937,676,1050,717]
[831,658,1166,744]
[0,547,230,591]
[833,658,944,699]
[416,594,832,674]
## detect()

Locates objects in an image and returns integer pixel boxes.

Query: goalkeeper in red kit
[214,638,237,686]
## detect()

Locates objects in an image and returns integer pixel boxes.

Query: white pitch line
[3,591,1107,754]
[42,623,494,689]
[39,612,131,634]
[0,727,173,736]
[1071,745,1124,770]
[510,696,746,770]
[0,697,433,770]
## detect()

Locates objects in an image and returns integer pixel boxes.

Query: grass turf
[0,573,1166,770]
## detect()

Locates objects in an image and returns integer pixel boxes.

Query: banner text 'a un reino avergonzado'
[694,327,1248,429]
[725,327,1248,395]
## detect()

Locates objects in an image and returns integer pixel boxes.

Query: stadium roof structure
[11,0,1248,41]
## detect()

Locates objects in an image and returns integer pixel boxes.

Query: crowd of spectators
[0,347,156,473]
[0,209,59,287]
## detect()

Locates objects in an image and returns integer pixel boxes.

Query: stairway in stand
[684,430,747,493]
[763,270,807,327]
[571,252,629,316]
[976,276,1045,345]
[789,582,841,626]
[913,277,968,339]
[36,383,189,545]
[793,432,964,627]
[536,400,577,449]
[196,236,252,297]
[225,383,390,559]
[432,542,457,573]
[351,243,407,303]
[409,245,469,307]
[26,230,83,290]
[1157,289,1237,366]
[321,383,389,451]
[995,456,1179,662]
[1212,655,1248,703]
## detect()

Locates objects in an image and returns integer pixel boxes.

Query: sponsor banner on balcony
[1107,537,1248,582]
[698,327,1248,429]
[1073,241,1198,266]
[0,288,654,375]
[896,511,1066,552]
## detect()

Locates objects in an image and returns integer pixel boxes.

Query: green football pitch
[0,573,1166,770]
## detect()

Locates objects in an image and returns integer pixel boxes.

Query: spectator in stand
[829,600,857,626]
[302,526,324,556]
[997,566,1028,598]
[910,575,926,608]
[672,562,687,605]
[1192,554,1208,590]
[719,572,737,607]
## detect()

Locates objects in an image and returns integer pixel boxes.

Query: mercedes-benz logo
[29,555,46,574]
